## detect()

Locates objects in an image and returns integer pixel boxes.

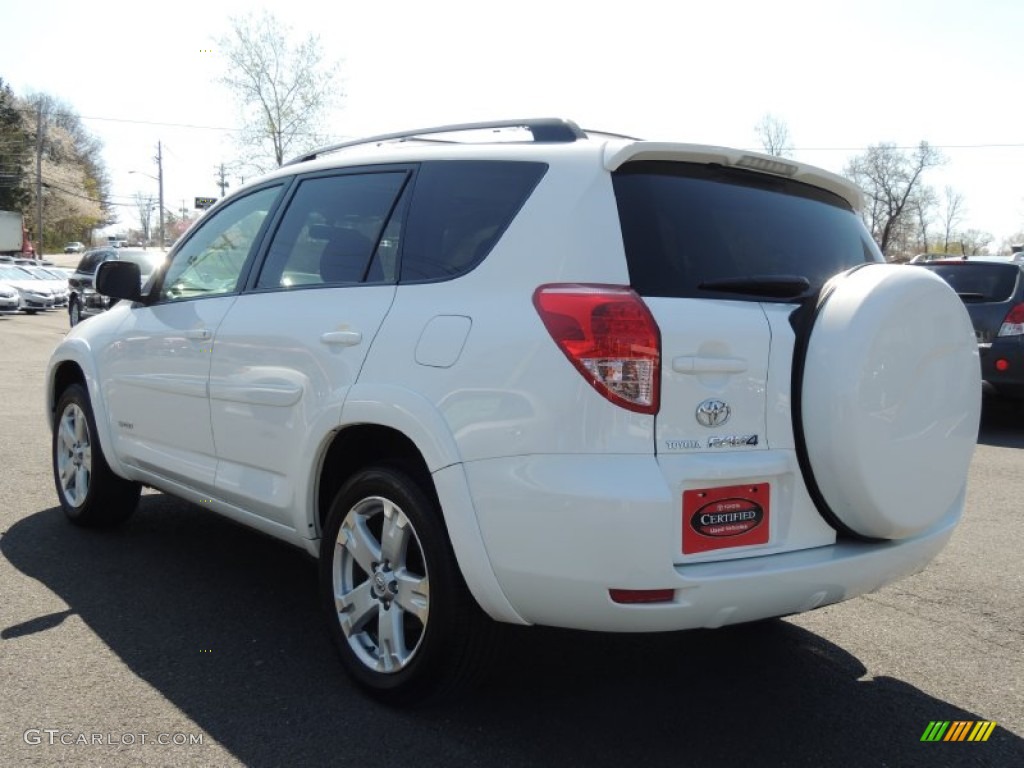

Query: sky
[2,0,1024,248]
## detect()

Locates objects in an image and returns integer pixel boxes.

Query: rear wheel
[319,464,494,705]
[52,383,140,527]
[69,297,82,327]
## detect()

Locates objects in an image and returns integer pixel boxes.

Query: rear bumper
[980,337,1024,397]
[465,453,962,631]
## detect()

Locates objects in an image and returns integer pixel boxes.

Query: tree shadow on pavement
[2,497,1021,768]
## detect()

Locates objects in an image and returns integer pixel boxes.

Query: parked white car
[45,118,980,704]
[0,280,19,313]
[0,265,54,312]
[13,264,69,307]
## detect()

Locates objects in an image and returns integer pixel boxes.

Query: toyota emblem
[695,399,731,428]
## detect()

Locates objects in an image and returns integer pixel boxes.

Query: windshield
[0,266,33,281]
[6,266,48,281]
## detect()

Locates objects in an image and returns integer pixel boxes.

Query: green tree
[0,78,30,211]
[19,92,112,248]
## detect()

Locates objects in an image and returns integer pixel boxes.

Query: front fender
[46,314,133,480]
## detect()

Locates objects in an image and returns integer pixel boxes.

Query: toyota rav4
[45,118,980,704]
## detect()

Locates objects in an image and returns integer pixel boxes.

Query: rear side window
[920,263,1020,302]
[612,161,882,300]
[400,160,547,282]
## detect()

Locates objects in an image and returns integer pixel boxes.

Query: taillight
[533,284,660,414]
[999,303,1024,337]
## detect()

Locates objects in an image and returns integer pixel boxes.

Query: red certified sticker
[682,483,770,554]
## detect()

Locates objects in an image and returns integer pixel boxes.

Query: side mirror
[96,261,142,302]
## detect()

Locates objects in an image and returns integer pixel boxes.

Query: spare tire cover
[801,264,980,539]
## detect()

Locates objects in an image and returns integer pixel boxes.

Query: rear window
[399,160,547,282]
[612,161,882,300]
[919,263,1020,302]
[77,250,113,274]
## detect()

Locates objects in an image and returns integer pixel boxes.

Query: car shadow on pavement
[977,395,1024,448]
[3,497,1022,768]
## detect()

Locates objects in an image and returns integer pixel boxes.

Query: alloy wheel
[331,495,430,673]
[56,403,92,507]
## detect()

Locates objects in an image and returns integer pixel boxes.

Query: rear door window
[255,171,409,289]
[612,161,882,300]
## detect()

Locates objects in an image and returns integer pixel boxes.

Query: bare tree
[844,141,943,259]
[133,192,155,243]
[216,11,342,170]
[958,229,993,256]
[940,186,965,252]
[912,185,937,255]
[754,114,792,157]
[1000,232,1024,253]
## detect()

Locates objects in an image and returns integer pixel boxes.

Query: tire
[319,464,494,705]
[795,264,980,539]
[52,383,141,528]
[69,297,82,327]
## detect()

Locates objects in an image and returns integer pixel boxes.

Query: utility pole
[35,101,44,257]
[180,199,188,219]
[215,163,230,197]
[156,141,165,249]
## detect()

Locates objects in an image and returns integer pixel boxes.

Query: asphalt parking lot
[1,307,1022,768]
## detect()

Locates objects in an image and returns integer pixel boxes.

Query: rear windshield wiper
[698,275,811,299]
[955,292,987,302]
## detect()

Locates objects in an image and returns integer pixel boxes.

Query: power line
[39,176,139,208]
[12,104,1024,150]
[782,143,1024,152]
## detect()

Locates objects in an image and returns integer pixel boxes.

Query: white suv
[46,119,980,704]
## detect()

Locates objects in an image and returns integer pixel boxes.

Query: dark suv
[68,248,166,326]
[917,259,1024,400]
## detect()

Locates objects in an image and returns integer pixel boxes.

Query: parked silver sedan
[0,266,54,313]
[12,264,70,307]
[0,281,19,313]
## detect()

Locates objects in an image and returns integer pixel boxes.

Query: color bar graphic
[920,721,997,742]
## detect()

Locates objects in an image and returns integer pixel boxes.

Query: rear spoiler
[603,142,864,211]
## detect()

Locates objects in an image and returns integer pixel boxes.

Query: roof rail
[581,128,641,141]
[285,118,589,166]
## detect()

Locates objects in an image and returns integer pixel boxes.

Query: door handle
[672,356,748,374]
[185,329,212,341]
[320,330,363,346]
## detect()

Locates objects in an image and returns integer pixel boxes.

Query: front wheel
[52,383,141,527]
[69,297,82,327]
[319,465,494,705]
